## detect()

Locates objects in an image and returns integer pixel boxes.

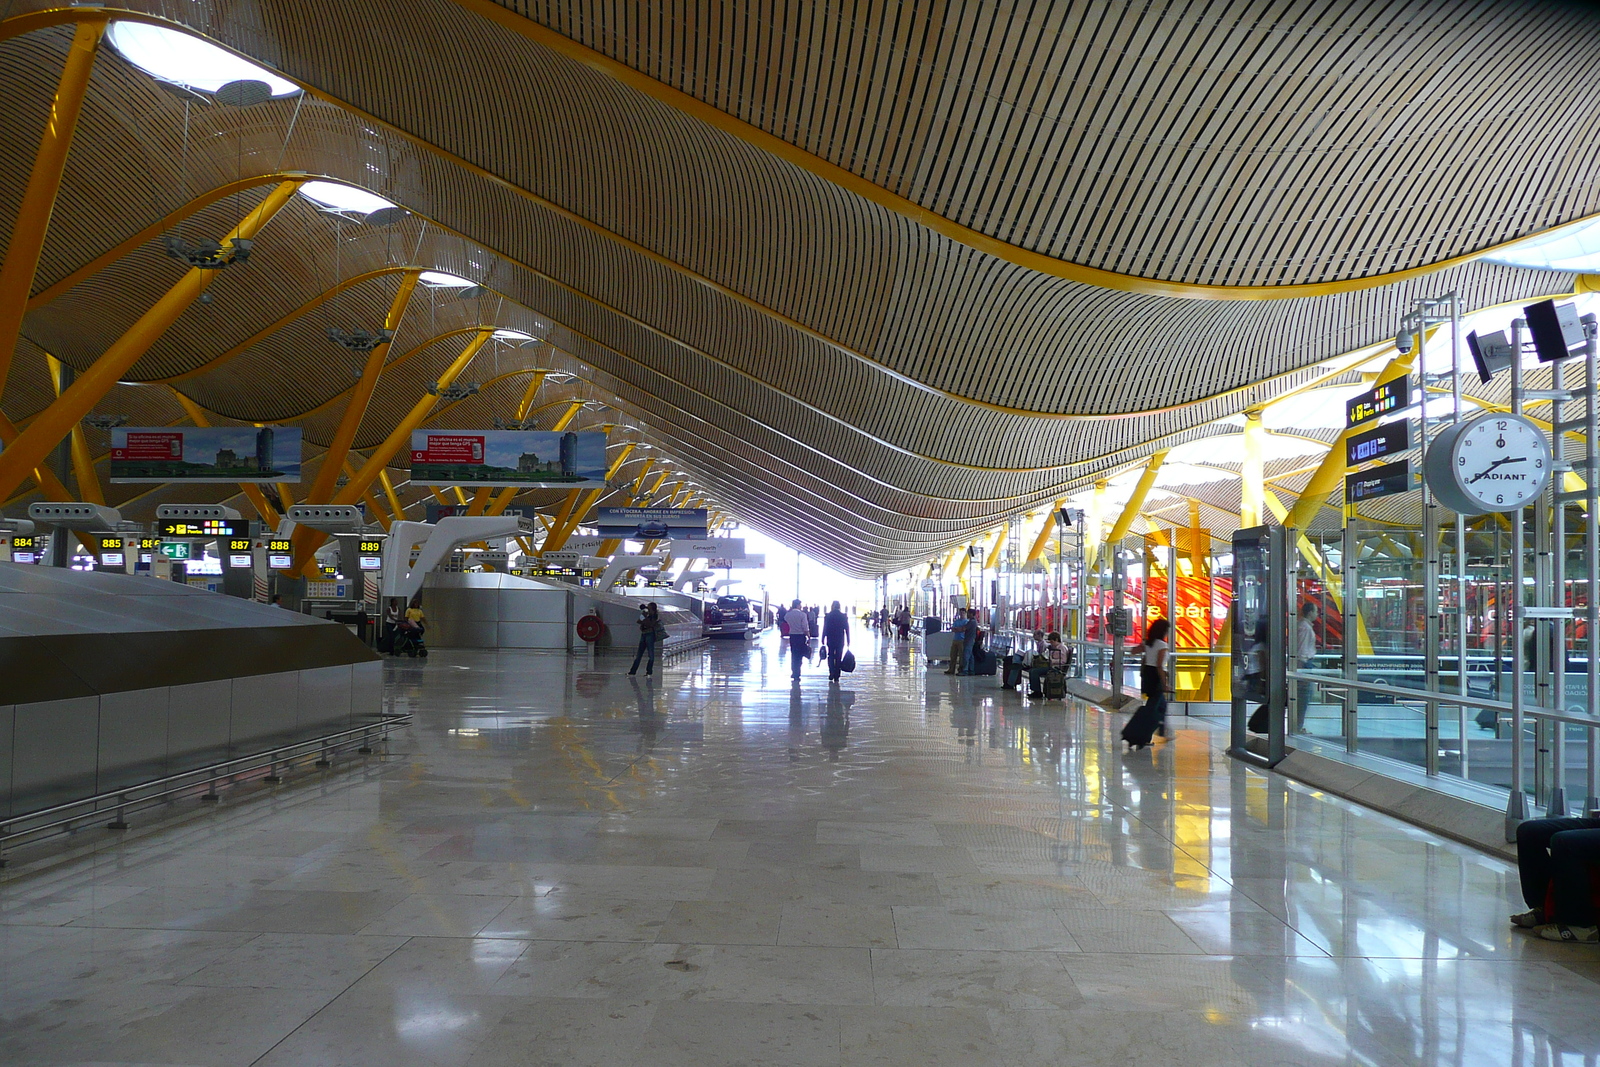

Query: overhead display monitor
[1523,299,1586,363]
[358,538,384,570]
[157,517,250,539]
[1345,377,1410,429]
[1466,329,1514,384]
[9,534,37,564]
[99,535,125,567]
[1345,460,1412,502]
[138,535,161,563]
[110,426,301,483]
[266,538,292,569]
[1346,421,1409,466]
[595,507,709,540]
[409,430,608,488]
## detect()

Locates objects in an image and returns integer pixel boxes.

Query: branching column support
[303,269,419,505]
[0,18,103,394]
[0,180,302,503]
[45,354,101,506]
[1107,451,1168,545]
[288,327,492,571]
[1025,499,1066,567]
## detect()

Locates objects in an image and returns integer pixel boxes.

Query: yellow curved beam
[0,180,302,502]
[0,17,102,391]
[445,0,1577,301]
[1,11,1516,429]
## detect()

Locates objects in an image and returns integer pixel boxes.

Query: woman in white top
[1140,618,1172,733]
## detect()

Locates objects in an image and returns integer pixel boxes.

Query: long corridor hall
[2,635,1596,1066]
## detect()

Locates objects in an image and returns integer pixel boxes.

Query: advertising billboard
[594,507,708,540]
[110,426,300,483]
[409,430,607,488]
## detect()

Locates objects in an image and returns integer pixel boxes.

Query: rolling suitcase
[1121,701,1162,748]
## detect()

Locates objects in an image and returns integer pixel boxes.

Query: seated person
[1028,632,1071,697]
[1512,816,1600,943]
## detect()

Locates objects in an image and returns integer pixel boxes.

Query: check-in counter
[0,564,381,818]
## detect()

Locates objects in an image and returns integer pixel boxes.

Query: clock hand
[1466,456,1527,484]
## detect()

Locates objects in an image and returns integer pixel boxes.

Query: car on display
[703,595,755,638]
[632,521,672,539]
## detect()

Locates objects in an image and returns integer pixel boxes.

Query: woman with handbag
[821,600,851,683]
[629,602,664,677]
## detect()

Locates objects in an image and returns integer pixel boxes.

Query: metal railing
[0,714,412,866]
[1286,668,1600,819]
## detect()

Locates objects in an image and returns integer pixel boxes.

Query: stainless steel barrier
[0,714,411,866]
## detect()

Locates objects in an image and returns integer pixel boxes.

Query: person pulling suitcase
[1121,619,1171,750]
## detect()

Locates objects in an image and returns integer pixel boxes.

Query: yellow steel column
[551,400,583,431]
[0,181,301,502]
[303,270,418,505]
[540,490,584,553]
[1107,451,1167,544]
[465,486,493,515]
[1240,412,1265,528]
[44,354,102,505]
[379,469,406,522]
[1085,479,1109,571]
[289,328,491,570]
[1025,500,1065,567]
[0,20,103,393]
[983,525,1008,572]
[169,388,280,526]
[514,370,548,420]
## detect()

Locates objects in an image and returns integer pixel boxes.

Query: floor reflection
[0,631,1593,1066]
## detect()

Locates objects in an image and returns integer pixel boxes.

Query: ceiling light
[492,329,533,341]
[299,181,396,215]
[418,270,476,288]
[107,22,298,97]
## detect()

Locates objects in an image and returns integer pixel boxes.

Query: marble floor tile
[778,901,897,947]
[869,948,1082,1009]
[3,638,1596,1067]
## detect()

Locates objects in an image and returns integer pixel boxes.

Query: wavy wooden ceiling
[0,1,1593,573]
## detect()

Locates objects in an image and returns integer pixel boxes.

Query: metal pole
[1421,314,1441,776]
[1451,294,1471,780]
[1343,517,1359,752]
[1507,319,1529,839]
[1586,316,1600,816]
[1549,344,1569,816]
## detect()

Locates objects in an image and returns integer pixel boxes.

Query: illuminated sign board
[357,538,384,571]
[226,538,254,568]
[159,541,192,560]
[1346,421,1410,466]
[157,518,250,539]
[10,533,38,563]
[99,536,125,567]
[1346,377,1411,429]
[1345,459,1412,502]
[266,538,292,569]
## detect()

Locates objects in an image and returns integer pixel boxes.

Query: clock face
[1428,413,1551,513]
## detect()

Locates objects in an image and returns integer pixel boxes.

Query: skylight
[1260,385,1367,431]
[491,329,534,341]
[1485,217,1600,273]
[107,22,298,97]
[1168,433,1327,465]
[418,271,476,287]
[298,181,396,215]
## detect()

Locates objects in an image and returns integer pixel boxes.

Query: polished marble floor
[3,632,1599,1066]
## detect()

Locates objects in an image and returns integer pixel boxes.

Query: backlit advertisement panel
[409,430,607,487]
[110,427,300,483]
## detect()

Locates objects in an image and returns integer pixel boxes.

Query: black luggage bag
[923,616,942,634]
[1043,668,1066,699]
[1121,701,1163,748]
[1002,656,1024,689]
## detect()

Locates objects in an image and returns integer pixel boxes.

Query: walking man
[822,600,850,683]
[784,599,811,681]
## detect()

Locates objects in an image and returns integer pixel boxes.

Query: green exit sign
[159,541,192,560]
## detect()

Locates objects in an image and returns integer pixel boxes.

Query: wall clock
[1422,412,1551,514]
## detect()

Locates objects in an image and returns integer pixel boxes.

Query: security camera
[1395,329,1414,354]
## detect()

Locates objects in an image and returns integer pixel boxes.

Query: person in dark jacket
[821,600,851,683]
[629,602,663,676]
